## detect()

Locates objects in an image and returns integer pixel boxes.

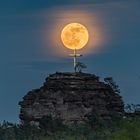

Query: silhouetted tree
[75,62,87,73]
[104,77,120,94]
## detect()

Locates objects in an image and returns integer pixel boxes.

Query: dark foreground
[0,116,139,140]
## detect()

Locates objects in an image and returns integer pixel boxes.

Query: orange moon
[61,23,89,50]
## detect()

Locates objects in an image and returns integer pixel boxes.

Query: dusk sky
[0,0,140,122]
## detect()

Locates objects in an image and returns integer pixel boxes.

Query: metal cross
[69,48,82,72]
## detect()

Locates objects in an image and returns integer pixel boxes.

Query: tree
[75,62,87,73]
[39,116,66,134]
[104,77,120,94]
[125,104,140,113]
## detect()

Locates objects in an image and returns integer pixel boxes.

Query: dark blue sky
[0,0,140,122]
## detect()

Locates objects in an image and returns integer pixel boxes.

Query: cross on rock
[69,49,82,72]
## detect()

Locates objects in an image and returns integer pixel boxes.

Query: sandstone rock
[19,72,124,123]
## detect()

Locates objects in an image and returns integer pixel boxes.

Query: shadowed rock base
[19,72,124,124]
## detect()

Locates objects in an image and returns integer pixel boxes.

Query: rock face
[19,72,124,123]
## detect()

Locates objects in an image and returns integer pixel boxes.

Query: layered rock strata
[19,72,124,123]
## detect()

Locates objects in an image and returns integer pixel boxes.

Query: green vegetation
[0,116,140,140]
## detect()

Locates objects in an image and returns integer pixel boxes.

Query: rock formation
[19,72,124,123]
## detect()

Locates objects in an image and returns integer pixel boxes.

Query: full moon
[61,23,89,50]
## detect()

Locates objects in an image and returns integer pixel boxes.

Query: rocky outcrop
[19,72,124,123]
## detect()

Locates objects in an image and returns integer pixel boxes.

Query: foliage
[125,104,140,113]
[104,77,120,94]
[75,62,87,73]
[39,115,66,135]
[0,115,140,140]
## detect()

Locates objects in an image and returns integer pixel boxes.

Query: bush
[0,117,140,140]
